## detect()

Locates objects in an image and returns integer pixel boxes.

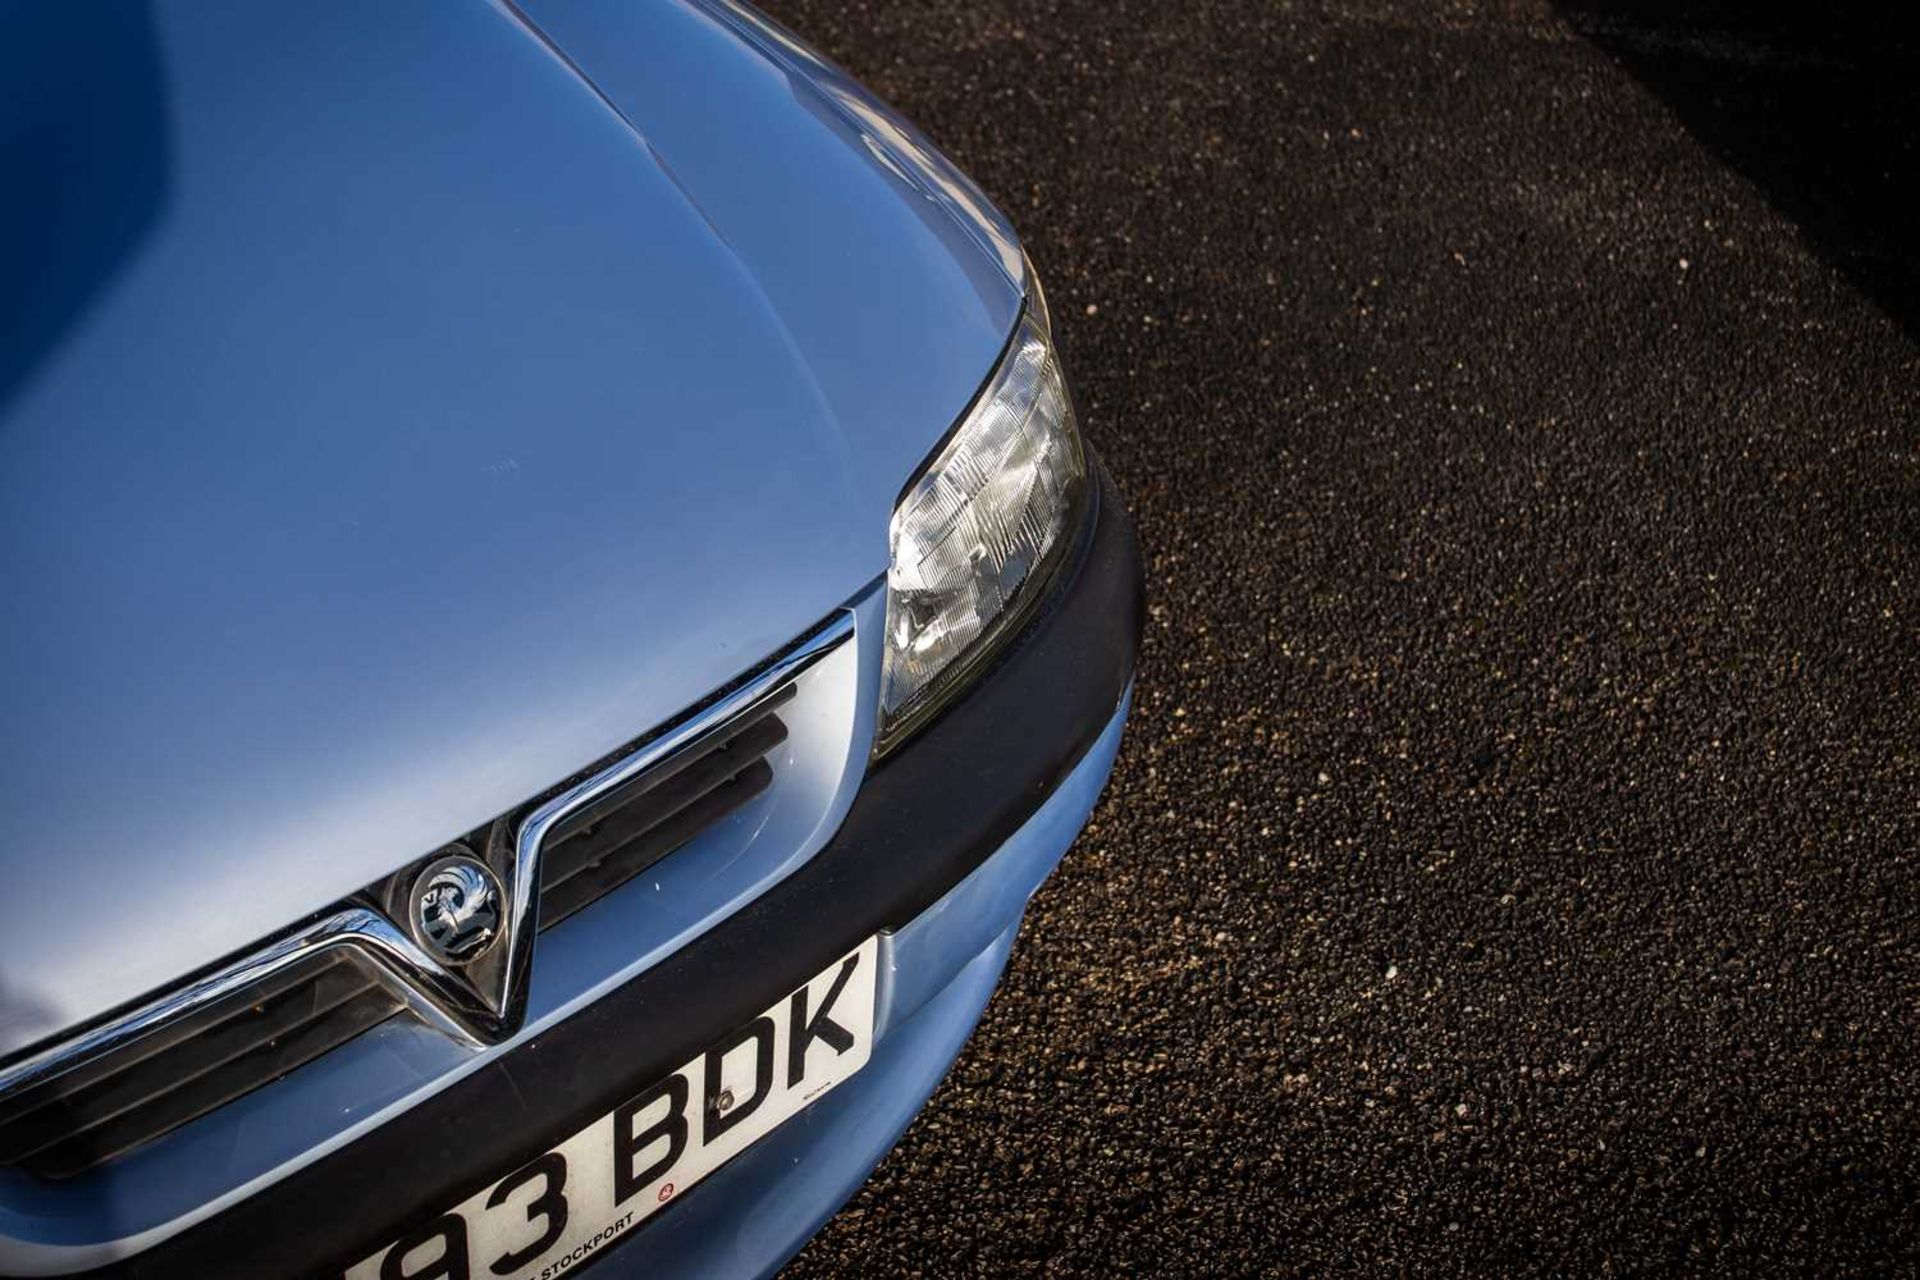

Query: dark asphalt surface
[764,2,1918,1275]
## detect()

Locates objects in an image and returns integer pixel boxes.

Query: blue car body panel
[0,0,1023,1053]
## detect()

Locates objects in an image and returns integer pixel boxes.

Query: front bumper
[596,685,1131,1280]
[66,466,1142,1280]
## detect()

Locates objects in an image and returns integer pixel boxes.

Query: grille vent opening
[537,685,791,928]
[0,955,402,1180]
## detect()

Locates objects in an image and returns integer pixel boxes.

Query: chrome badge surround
[0,610,856,1101]
[410,852,504,965]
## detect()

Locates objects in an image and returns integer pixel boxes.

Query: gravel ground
[766,2,1918,1275]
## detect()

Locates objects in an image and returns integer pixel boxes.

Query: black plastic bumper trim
[66,462,1141,1280]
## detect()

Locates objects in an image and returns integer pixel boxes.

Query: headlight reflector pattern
[876,307,1087,755]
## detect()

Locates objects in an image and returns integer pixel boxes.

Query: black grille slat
[547,685,793,848]
[0,684,795,1179]
[22,986,403,1179]
[540,713,788,896]
[539,758,776,928]
[0,954,358,1122]
[0,959,388,1168]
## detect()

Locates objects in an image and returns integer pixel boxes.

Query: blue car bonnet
[0,0,1023,1054]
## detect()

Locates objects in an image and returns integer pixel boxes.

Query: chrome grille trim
[0,609,855,1105]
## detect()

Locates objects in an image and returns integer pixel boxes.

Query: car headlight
[875,289,1088,756]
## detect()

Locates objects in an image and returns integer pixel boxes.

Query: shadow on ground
[1558,2,1920,339]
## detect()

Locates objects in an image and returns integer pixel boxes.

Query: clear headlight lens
[876,302,1087,755]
